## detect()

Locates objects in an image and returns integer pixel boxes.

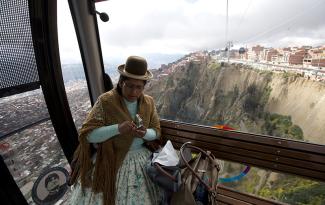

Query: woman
[69,56,162,205]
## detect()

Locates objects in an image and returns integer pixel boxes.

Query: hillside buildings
[156,45,325,82]
[221,45,325,82]
[238,45,325,68]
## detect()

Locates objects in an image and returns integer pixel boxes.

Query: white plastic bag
[152,140,179,166]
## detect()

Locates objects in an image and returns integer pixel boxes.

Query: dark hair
[116,75,147,95]
[45,173,59,188]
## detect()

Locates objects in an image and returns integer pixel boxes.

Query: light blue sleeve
[143,128,158,141]
[87,124,120,143]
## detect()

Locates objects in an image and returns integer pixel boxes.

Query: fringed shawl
[70,88,161,205]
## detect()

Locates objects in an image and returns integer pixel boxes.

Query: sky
[58,0,325,66]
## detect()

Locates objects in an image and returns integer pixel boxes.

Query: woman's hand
[118,121,147,138]
[118,121,137,135]
[134,126,147,138]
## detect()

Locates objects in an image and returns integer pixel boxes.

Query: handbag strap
[180,142,220,191]
[154,163,177,182]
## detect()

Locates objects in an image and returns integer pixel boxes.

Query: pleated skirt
[69,147,162,205]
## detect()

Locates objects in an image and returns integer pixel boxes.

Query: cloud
[229,0,325,46]
[57,0,82,64]
[58,0,325,63]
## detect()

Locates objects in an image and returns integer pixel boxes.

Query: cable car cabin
[1,0,325,205]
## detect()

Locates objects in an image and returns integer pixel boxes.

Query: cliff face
[266,75,325,143]
[146,58,325,144]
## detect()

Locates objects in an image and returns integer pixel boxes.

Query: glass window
[0,90,71,204]
[57,0,91,130]
[0,1,91,204]
[95,0,325,204]
[96,0,325,146]
[147,57,325,145]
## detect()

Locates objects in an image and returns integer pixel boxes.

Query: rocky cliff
[146,57,325,144]
[266,74,325,144]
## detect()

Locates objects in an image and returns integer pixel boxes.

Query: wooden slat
[217,194,252,205]
[161,120,325,153]
[216,202,230,205]
[163,128,325,167]
[160,119,325,182]
[163,132,325,173]
[217,185,287,205]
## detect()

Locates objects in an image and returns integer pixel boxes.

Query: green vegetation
[230,85,240,106]
[219,86,240,107]
[208,61,221,70]
[242,84,272,119]
[282,71,303,83]
[243,84,260,114]
[209,85,241,125]
[282,183,325,205]
[264,71,273,83]
[260,86,272,108]
[283,71,296,79]
[258,175,325,205]
[230,167,261,193]
[263,113,304,140]
[223,163,324,205]
[166,76,174,87]
[238,82,302,140]
[283,72,290,80]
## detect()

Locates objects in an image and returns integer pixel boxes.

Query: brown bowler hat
[118,56,153,80]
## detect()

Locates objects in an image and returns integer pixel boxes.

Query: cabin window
[57,0,92,131]
[0,90,72,203]
[0,0,39,98]
[0,0,91,203]
[95,0,325,204]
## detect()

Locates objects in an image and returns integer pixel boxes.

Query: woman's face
[120,78,145,102]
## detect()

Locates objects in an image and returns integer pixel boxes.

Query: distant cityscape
[156,45,325,82]
[226,45,324,68]
[224,45,325,81]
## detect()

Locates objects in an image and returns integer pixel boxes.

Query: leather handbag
[146,141,192,193]
[171,142,220,205]
[146,153,182,192]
